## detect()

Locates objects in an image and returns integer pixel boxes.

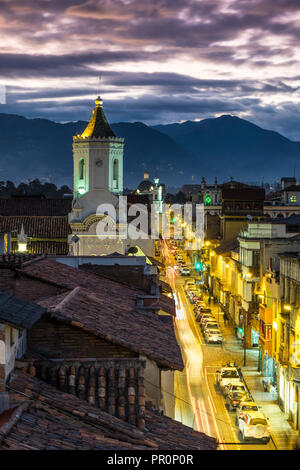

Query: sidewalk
[206,294,299,450]
[242,356,299,450]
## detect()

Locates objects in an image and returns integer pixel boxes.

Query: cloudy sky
[1,0,300,139]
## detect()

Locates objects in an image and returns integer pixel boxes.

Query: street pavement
[160,240,298,451]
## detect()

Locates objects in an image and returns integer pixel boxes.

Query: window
[10,327,15,347]
[113,159,119,188]
[253,250,260,269]
[290,195,297,203]
[79,159,84,180]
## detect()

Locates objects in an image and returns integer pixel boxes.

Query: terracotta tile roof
[1,370,216,450]
[145,407,217,450]
[0,197,72,216]
[21,257,143,313]
[4,370,150,449]
[0,216,70,238]
[0,253,43,267]
[38,287,184,370]
[0,291,45,329]
[20,258,183,369]
[159,293,175,316]
[0,402,148,450]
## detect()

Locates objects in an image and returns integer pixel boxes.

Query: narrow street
[160,239,277,450]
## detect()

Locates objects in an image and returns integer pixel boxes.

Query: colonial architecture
[0,195,72,255]
[135,170,165,214]
[68,97,154,257]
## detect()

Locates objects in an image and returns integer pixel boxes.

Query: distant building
[0,195,72,254]
[220,181,266,241]
[264,177,300,219]
[135,170,165,214]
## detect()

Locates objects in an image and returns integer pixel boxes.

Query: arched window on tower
[79,158,85,180]
[113,159,119,189]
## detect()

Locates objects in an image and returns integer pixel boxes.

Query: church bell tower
[72,96,124,205]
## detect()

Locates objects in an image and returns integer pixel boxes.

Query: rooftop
[0,291,45,329]
[215,237,239,255]
[0,370,216,450]
[0,197,72,216]
[38,286,183,370]
[0,215,71,238]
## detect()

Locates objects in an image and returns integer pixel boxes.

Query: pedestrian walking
[223,312,228,326]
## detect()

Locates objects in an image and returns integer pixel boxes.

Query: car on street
[238,411,270,443]
[216,366,241,391]
[226,390,249,411]
[199,307,212,313]
[203,321,220,331]
[205,328,223,344]
[180,267,191,276]
[224,382,248,397]
[235,401,260,424]
[199,314,214,325]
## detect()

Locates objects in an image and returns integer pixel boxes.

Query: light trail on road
[161,239,226,448]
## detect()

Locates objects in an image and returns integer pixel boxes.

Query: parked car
[180,267,191,276]
[205,328,223,344]
[199,307,212,313]
[238,412,270,443]
[226,390,249,411]
[199,314,214,326]
[185,278,195,285]
[235,401,260,425]
[216,366,241,391]
[203,321,220,331]
[224,382,248,397]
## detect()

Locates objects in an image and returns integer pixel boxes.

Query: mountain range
[0,113,299,189]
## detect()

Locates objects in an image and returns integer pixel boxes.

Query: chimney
[136,295,160,314]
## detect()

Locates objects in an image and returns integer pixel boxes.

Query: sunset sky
[1,0,300,138]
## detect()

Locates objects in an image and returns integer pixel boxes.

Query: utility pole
[243,311,247,366]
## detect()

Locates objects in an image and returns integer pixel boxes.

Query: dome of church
[136,170,154,193]
[137,179,154,193]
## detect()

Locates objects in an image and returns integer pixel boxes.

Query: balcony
[279,345,289,364]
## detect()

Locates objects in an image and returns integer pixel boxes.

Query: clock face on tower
[95,159,103,167]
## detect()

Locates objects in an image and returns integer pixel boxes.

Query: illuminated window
[205,194,212,206]
[113,159,119,189]
[79,159,85,180]
[290,195,297,203]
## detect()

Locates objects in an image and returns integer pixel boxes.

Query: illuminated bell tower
[72,96,124,208]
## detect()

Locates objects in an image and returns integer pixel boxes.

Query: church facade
[68,96,154,256]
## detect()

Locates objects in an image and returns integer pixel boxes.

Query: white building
[68,97,154,257]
